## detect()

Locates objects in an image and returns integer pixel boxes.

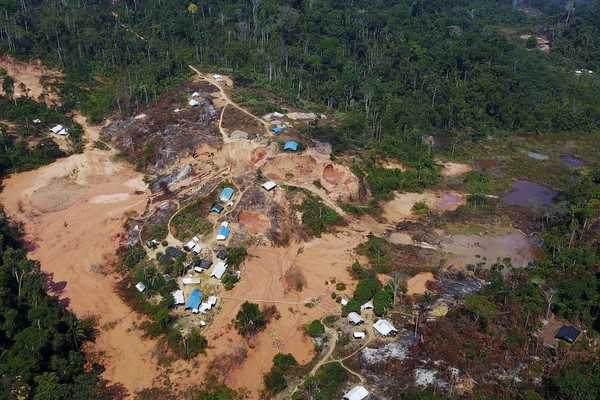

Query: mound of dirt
[30,180,86,212]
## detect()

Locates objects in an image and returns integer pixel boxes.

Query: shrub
[306,320,325,338]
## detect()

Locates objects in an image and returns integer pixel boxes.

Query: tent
[211,204,224,214]
[373,319,398,336]
[189,99,200,107]
[192,244,202,254]
[555,326,581,344]
[348,312,364,325]
[172,290,185,305]
[213,74,222,81]
[220,187,235,201]
[272,127,281,133]
[165,246,185,259]
[284,141,298,151]
[135,282,146,292]
[33,118,41,124]
[191,91,200,98]
[185,289,203,310]
[343,385,369,400]
[217,226,230,241]
[361,301,374,310]
[211,262,227,280]
[262,181,277,191]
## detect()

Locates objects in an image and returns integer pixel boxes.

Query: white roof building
[33,118,41,124]
[57,128,68,136]
[343,385,369,400]
[340,298,349,306]
[184,240,195,251]
[191,91,200,97]
[182,277,201,285]
[353,332,366,339]
[192,244,202,254]
[348,312,364,325]
[194,266,204,273]
[50,124,63,133]
[211,262,227,280]
[135,282,146,292]
[262,181,277,191]
[199,302,212,313]
[213,74,222,81]
[172,290,185,305]
[189,99,200,107]
[207,295,218,306]
[373,319,398,336]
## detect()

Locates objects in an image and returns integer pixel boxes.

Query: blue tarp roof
[217,226,230,238]
[284,141,298,151]
[272,127,281,133]
[185,289,202,310]
[220,187,234,200]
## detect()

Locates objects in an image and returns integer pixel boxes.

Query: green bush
[306,320,325,338]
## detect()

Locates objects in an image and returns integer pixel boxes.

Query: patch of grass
[231,90,282,115]
[356,234,394,273]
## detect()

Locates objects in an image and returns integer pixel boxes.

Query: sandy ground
[382,191,439,222]
[0,117,159,396]
[406,272,436,295]
[165,224,367,398]
[238,211,271,234]
[440,161,472,178]
[0,55,62,105]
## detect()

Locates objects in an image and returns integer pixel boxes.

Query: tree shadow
[42,272,70,307]
[105,382,129,400]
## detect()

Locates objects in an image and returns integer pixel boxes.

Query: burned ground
[102,80,221,174]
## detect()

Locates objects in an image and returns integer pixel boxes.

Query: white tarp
[50,124,63,133]
[182,277,201,285]
[172,290,184,305]
[348,312,364,325]
[343,385,369,400]
[135,282,146,292]
[262,181,277,191]
[373,319,398,336]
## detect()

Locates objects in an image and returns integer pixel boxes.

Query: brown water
[501,180,558,208]
[441,232,541,270]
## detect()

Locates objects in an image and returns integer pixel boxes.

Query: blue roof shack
[272,127,281,133]
[185,289,203,310]
[284,141,298,152]
[220,187,235,201]
[217,226,230,241]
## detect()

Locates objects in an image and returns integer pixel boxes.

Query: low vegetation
[297,193,343,237]
[170,183,229,241]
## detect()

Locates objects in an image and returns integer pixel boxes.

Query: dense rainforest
[0,0,599,398]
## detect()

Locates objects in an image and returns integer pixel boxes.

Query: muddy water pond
[501,180,558,208]
[441,232,541,270]
[560,154,585,167]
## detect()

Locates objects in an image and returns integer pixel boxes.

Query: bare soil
[0,55,63,105]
